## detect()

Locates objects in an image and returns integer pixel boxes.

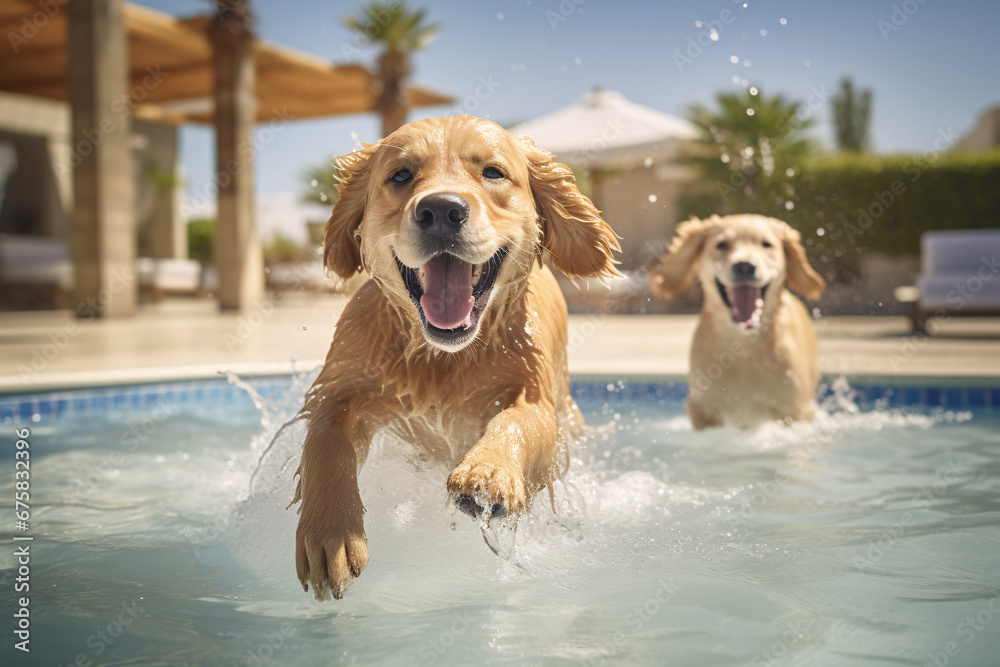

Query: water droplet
[730,55,739,64]
[760,28,767,36]
[497,12,504,19]
[779,17,787,25]
[310,179,318,187]
[648,194,657,203]
[746,108,755,116]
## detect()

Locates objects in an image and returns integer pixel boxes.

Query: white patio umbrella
[509,88,698,207]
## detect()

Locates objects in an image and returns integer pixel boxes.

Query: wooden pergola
[0,0,451,314]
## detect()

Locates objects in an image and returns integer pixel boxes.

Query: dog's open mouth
[396,247,508,341]
[716,278,768,328]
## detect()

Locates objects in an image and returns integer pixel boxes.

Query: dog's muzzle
[395,247,508,345]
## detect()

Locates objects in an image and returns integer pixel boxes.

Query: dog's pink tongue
[728,284,763,324]
[420,254,475,330]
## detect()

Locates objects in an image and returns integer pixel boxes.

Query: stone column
[208,2,263,310]
[67,0,136,317]
[134,120,185,259]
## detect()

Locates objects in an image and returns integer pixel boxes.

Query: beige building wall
[955,106,1000,151]
[0,91,73,240]
[593,161,693,271]
[0,91,184,259]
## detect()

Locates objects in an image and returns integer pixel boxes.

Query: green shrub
[187,218,214,265]
[681,149,1000,280]
[264,234,305,264]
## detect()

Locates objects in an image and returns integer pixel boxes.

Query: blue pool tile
[884,387,900,407]
[925,388,942,407]
[989,389,1000,409]
[967,388,986,408]
[943,388,963,408]
[0,376,996,422]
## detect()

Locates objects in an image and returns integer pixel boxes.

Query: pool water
[2,375,999,666]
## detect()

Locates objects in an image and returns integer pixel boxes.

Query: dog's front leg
[294,415,372,600]
[447,396,559,518]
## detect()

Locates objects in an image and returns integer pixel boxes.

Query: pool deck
[1,294,998,394]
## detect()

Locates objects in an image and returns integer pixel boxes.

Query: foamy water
[2,374,998,666]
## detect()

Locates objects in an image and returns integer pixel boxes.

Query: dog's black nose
[732,261,756,279]
[414,193,469,236]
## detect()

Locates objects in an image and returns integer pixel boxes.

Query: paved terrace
[1,294,998,394]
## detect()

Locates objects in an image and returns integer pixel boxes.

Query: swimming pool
[1,374,999,666]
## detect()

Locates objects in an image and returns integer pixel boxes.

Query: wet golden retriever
[650,214,825,430]
[292,117,619,600]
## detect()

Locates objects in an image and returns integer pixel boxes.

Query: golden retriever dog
[649,214,825,430]
[292,116,619,600]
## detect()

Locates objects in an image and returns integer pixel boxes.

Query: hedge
[680,149,1000,279]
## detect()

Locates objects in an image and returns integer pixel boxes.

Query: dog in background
[650,214,826,430]
[293,116,619,600]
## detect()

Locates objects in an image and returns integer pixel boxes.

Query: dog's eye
[762,241,773,248]
[716,241,730,250]
[389,169,413,184]
[482,166,505,180]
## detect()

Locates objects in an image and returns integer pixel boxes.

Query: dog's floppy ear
[516,136,621,280]
[649,217,711,298]
[324,143,380,280]
[780,225,826,300]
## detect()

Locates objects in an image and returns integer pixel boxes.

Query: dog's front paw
[447,460,527,519]
[295,509,367,601]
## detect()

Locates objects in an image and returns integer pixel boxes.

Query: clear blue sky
[135,0,1000,232]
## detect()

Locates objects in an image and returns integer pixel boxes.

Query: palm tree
[832,77,873,152]
[344,2,440,137]
[685,87,817,212]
